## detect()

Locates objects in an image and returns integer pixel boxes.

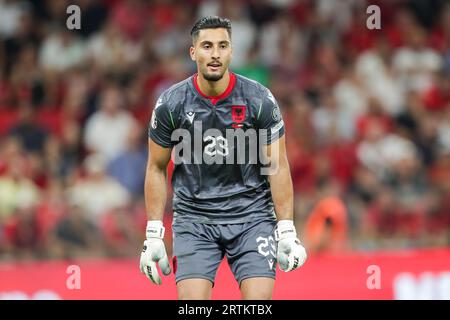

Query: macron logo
[187,111,195,124]
[268,259,274,270]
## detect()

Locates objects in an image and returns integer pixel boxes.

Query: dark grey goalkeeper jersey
[148,72,285,224]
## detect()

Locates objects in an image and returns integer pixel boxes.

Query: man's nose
[211,45,220,59]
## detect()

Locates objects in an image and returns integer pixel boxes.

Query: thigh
[177,278,213,300]
[240,277,275,300]
[224,219,277,288]
[172,220,224,288]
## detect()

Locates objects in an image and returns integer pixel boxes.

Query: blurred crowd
[0,0,449,261]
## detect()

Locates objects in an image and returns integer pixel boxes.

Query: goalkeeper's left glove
[275,220,307,272]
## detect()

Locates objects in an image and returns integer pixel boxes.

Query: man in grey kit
[139,16,307,299]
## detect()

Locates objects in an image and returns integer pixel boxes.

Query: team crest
[231,105,246,128]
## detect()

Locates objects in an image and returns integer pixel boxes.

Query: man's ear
[189,46,195,61]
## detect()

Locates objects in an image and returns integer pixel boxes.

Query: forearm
[141,162,172,284]
[144,163,168,221]
[269,160,294,221]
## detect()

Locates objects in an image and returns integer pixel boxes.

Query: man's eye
[204,45,211,49]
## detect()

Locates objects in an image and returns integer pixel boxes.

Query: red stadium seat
[0,109,19,136]
[36,108,64,137]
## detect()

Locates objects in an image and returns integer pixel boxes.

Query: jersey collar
[193,72,236,106]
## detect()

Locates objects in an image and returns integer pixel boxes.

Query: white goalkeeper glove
[275,220,307,272]
[139,220,171,285]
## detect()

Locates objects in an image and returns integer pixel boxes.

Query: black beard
[202,72,224,82]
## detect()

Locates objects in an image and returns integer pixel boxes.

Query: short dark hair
[190,16,232,43]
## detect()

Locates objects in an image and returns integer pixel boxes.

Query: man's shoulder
[234,73,268,96]
[159,76,194,106]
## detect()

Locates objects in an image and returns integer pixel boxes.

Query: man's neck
[196,70,230,97]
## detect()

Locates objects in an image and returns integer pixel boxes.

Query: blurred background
[0,0,449,274]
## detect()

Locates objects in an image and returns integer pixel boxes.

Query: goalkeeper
[140,16,307,299]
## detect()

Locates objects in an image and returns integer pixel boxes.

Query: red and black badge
[231,105,246,128]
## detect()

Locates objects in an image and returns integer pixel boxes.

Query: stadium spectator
[38,28,86,72]
[312,91,350,144]
[2,203,44,260]
[392,25,443,93]
[110,0,151,41]
[220,0,257,69]
[304,196,349,253]
[107,123,146,199]
[51,202,104,259]
[0,149,40,222]
[356,120,418,180]
[355,35,405,116]
[0,0,30,39]
[66,153,131,221]
[43,132,80,181]
[2,7,39,76]
[86,19,142,74]
[77,0,108,38]
[437,107,450,153]
[9,105,48,154]
[83,85,138,161]
[100,205,142,257]
[333,63,369,139]
[151,2,193,66]
[259,11,305,69]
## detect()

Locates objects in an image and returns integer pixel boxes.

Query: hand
[139,220,171,284]
[275,220,307,272]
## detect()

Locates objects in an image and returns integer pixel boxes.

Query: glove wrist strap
[275,220,297,241]
[146,220,165,239]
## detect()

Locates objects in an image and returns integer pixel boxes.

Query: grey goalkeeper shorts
[171,217,277,287]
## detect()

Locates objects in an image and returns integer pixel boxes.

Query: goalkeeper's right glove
[139,220,171,285]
